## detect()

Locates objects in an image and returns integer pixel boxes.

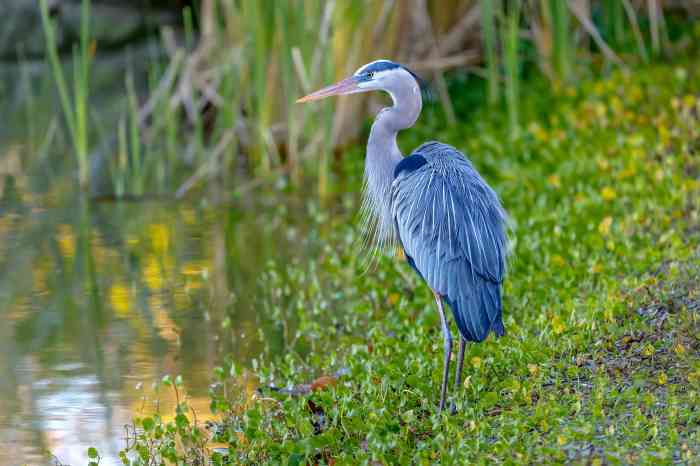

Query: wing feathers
[393,142,508,342]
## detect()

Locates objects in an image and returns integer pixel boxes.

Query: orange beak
[296,77,361,103]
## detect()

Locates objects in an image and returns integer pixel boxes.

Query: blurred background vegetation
[1,1,700,463]
[2,0,698,199]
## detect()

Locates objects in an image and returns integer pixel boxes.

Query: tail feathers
[491,314,505,337]
[446,280,504,342]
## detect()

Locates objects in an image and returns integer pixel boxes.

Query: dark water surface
[0,185,330,465]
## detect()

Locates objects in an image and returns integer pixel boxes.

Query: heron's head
[296,59,424,104]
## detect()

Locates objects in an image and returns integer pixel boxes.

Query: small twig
[137,49,185,127]
[197,76,224,107]
[433,70,457,124]
[291,47,310,93]
[529,11,554,80]
[648,0,660,55]
[160,26,178,57]
[172,57,197,124]
[411,0,457,124]
[407,52,480,72]
[462,66,491,81]
[437,5,481,57]
[232,164,293,197]
[310,0,335,79]
[568,0,625,66]
[252,395,283,407]
[175,129,236,198]
[372,0,397,41]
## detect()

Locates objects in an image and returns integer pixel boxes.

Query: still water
[0,181,338,465]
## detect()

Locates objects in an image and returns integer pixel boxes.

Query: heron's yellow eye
[368,71,375,79]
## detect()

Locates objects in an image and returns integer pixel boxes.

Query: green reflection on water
[0,183,334,464]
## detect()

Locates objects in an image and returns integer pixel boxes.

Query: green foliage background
[11,1,700,463]
[118,60,700,463]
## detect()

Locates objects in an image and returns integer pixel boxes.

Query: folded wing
[392,142,509,342]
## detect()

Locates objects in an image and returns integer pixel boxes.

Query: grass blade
[480,0,500,106]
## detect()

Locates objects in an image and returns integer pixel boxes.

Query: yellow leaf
[387,293,400,305]
[618,166,637,180]
[471,356,482,369]
[629,85,643,102]
[598,216,613,236]
[604,306,615,322]
[688,371,700,384]
[594,102,607,118]
[683,94,696,108]
[463,375,472,389]
[527,363,539,376]
[552,316,566,335]
[610,96,623,115]
[547,174,561,188]
[528,122,548,142]
[628,134,645,147]
[658,372,668,386]
[601,187,617,201]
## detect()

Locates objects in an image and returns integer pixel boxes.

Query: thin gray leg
[450,337,466,414]
[433,291,452,413]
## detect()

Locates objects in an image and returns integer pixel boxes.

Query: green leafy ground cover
[116,61,700,465]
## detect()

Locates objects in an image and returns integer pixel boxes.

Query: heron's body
[392,142,507,342]
[298,59,509,412]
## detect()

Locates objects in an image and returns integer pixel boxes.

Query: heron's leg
[433,291,452,412]
[450,337,466,414]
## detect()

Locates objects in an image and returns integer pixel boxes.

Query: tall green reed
[502,0,521,135]
[126,73,144,195]
[480,0,500,106]
[39,0,92,190]
[34,0,693,198]
[549,0,572,82]
[240,0,275,176]
[604,0,626,46]
[621,0,649,62]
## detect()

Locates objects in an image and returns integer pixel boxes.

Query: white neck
[361,76,422,250]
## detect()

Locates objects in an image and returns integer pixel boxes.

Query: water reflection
[0,186,326,465]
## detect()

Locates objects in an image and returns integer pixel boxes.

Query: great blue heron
[297,60,509,413]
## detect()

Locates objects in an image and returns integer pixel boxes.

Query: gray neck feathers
[361,76,422,253]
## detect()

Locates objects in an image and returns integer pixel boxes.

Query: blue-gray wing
[391,142,508,342]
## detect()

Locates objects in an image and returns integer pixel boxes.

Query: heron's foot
[449,401,457,415]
